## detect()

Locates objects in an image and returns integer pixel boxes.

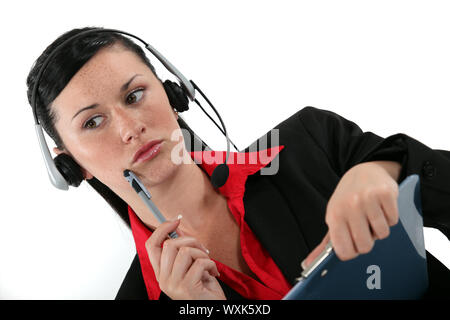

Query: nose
[117,110,146,143]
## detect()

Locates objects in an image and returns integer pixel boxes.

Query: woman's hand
[303,161,401,268]
[145,218,226,300]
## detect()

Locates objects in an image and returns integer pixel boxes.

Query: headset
[30,28,239,191]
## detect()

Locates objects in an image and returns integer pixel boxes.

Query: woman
[27,27,450,300]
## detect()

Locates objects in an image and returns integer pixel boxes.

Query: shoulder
[280,106,358,134]
[270,106,355,145]
[275,106,341,127]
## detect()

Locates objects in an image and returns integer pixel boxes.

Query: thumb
[302,232,331,270]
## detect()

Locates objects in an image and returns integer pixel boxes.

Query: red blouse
[127,145,293,300]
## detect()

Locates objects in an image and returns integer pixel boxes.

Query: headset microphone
[30,28,238,190]
[210,164,230,189]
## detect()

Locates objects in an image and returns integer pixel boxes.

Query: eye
[83,115,103,129]
[126,88,144,104]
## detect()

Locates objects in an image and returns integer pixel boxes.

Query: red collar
[189,146,285,198]
[128,145,285,299]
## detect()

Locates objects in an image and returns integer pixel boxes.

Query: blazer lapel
[243,174,310,285]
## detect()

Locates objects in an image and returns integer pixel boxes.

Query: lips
[133,139,163,164]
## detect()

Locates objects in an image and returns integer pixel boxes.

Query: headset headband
[31,28,195,124]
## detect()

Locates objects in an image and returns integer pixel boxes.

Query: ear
[53,147,94,180]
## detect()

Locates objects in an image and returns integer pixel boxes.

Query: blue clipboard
[283,174,428,300]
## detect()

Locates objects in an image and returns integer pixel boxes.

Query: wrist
[365,160,402,182]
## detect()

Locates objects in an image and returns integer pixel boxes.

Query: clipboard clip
[298,241,333,280]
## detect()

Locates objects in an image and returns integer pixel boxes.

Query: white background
[0,0,449,299]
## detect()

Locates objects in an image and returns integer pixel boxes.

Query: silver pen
[123,169,179,238]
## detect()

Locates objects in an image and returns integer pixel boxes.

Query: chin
[139,153,182,186]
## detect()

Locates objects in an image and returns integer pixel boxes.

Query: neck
[121,155,227,236]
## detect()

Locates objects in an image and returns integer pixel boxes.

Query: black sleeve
[297,106,450,240]
[115,254,148,300]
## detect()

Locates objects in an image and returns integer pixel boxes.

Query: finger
[159,239,210,283]
[378,187,400,227]
[184,258,220,285]
[347,211,374,255]
[173,214,188,237]
[169,247,212,284]
[145,219,181,280]
[366,199,391,240]
[329,218,357,261]
[176,228,187,237]
[303,232,330,269]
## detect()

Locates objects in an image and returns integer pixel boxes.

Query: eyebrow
[71,74,143,121]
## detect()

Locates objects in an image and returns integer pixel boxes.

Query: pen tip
[123,169,131,177]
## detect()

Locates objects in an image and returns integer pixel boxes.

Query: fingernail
[201,244,209,254]
[177,214,183,220]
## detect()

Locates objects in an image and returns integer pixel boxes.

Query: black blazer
[116,106,450,300]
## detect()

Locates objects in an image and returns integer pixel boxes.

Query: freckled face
[52,44,185,193]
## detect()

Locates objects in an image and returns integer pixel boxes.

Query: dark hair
[26,27,206,227]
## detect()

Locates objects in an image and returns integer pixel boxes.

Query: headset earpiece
[54,153,84,187]
[163,80,189,113]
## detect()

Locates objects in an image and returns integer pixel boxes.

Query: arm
[369,160,402,182]
[298,106,450,240]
